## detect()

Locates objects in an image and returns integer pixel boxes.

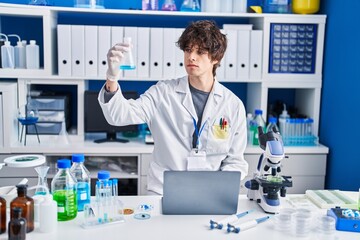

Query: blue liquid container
[119,37,136,70]
[120,65,136,70]
[70,154,90,212]
[180,0,200,12]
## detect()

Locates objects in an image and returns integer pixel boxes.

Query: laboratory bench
[1,193,358,240]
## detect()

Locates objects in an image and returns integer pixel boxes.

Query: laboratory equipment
[10,184,34,233]
[39,194,57,233]
[119,37,136,70]
[292,0,320,14]
[266,117,279,133]
[17,102,40,146]
[227,216,271,233]
[134,204,153,220]
[142,0,158,10]
[0,33,14,69]
[245,126,292,214]
[305,189,357,209]
[162,0,177,11]
[249,109,266,145]
[28,0,51,6]
[8,34,26,69]
[210,209,254,230]
[180,0,200,12]
[70,153,91,211]
[51,159,78,221]
[0,195,5,234]
[34,166,49,195]
[26,40,39,69]
[8,207,26,240]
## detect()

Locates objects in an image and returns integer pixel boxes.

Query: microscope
[245,126,292,214]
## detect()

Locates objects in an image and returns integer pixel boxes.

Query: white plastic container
[39,194,57,233]
[0,33,15,69]
[8,34,26,69]
[26,40,40,69]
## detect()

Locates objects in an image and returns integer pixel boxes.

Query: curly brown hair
[176,20,227,76]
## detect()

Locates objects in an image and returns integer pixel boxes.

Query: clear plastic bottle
[119,37,136,70]
[39,194,57,233]
[8,34,26,69]
[266,117,279,133]
[180,0,200,12]
[10,184,34,233]
[8,207,26,240]
[279,104,290,137]
[0,33,15,69]
[0,195,5,234]
[70,153,91,211]
[249,109,266,145]
[25,40,40,69]
[51,159,78,221]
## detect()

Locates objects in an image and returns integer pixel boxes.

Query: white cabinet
[0,3,329,194]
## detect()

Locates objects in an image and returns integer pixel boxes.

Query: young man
[98,20,248,195]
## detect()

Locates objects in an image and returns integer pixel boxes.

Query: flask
[8,207,26,240]
[142,0,159,10]
[180,0,200,12]
[266,117,279,133]
[0,195,5,234]
[249,109,266,145]
[10,184,34,233]
[8,34,26,69]
[70,153,91,211]
[51,159,78,221]
[39,194,57,233]
[119,37,136,70]
[279,104,290,137]
[25,40,40,69]
[162,0,177,11]
[0,33,15,69]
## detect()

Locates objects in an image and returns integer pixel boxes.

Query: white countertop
[6,193,357,240]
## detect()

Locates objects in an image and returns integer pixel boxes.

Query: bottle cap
[269,117,277,123]
[30,40,36,45]
[255,109,263,115]
[98,170,110,180]
[57,159,71,169]
[280,104,290,118]
[72,153,85,163]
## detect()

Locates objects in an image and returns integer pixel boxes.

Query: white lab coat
[98,76,248,194]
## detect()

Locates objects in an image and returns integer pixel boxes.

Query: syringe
[209,209,254,230]
[227,216,271,233]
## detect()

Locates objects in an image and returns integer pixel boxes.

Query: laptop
[162,171,241,215]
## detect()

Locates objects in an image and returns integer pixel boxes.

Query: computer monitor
[84,90,139,143]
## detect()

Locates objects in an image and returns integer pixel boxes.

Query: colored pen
[219,118,223,129]
[210,209,254,230]
[227,216,271,233]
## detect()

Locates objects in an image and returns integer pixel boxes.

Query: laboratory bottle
[39,194,57,233]
[8,207,26,240]
[8,34,26,69]
[26,40,40,69]
[162,0,177,11]
[279,104,290,137]
[10,184,34,233]
[180,0,200,12]
[0,196,5,234]
[249,109,266,145]
[246,113,253,145]
[142,0,158,10]
[70,153,91,211]
[0,33,15,69]
[96,170,110,200]
[120,37,136,70]
[51,159,78,221]
[266,117,279,133]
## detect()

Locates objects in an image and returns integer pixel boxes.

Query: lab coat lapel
[202,80,222,125]
[176,76,198,121]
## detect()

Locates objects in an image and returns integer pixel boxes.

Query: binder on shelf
[57,25,72,76]
[84,25,98,77]
[71,25,85,76]
[150,28,164,79]
[111,26,124,78]
[249,30,263,80]
[137,27,150,78]
[222,24,253,30]
[163,28,176,79]
[175,28,187,78]
[123,27,138,78]
[224,29,237,80]
[237,30,251,80]
[98,26,111,78]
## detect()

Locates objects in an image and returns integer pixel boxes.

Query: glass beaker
[119,37,136,70]
[162,0,177,11]
[180,0,200,12]
[34,166,50,195]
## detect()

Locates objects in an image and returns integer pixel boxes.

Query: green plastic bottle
[51,159,77,221]
[249,109,266,145]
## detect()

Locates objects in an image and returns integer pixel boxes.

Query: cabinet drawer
[37,110,65,122]
[27,122,62,135]
[29,97,67,110]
